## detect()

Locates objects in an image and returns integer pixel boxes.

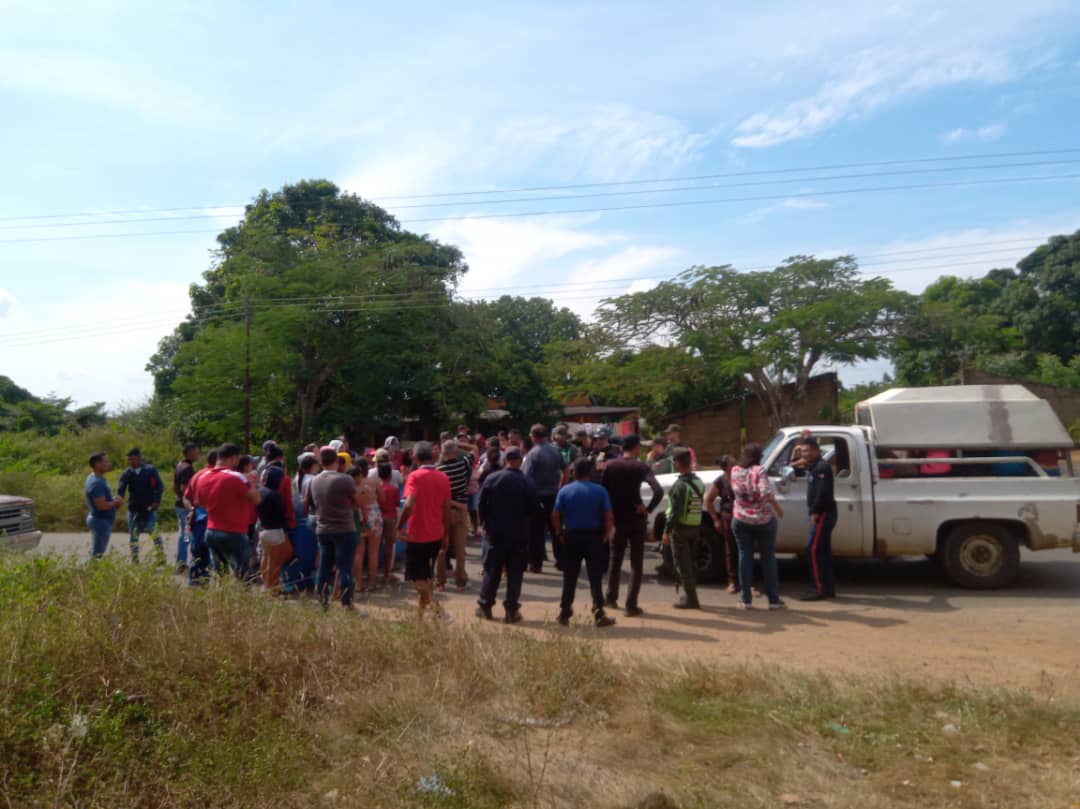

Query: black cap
[127,448,141,457]
[504,446,524,461]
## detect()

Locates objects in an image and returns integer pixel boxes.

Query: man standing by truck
[663,448,705,609]
[799,438,837,601]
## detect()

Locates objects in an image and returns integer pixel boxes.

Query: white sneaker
[768,601,787,611]
[737,601,753,610]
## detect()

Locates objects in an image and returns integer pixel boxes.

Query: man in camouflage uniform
[662,448,705,609]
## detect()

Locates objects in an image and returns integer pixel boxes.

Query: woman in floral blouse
[729,443,785,610]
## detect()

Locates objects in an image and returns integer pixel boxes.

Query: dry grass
[1,554,1078,808]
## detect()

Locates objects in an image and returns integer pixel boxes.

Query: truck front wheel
[941,523,1020,589]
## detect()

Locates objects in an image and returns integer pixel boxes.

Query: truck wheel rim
[959,535,1003,577]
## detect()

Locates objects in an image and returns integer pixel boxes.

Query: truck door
[768,433,867,556]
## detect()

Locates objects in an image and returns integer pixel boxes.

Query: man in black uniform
[799,438,837,601]
[476,446,540,623]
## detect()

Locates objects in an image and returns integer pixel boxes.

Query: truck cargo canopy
[855,385,1073,449]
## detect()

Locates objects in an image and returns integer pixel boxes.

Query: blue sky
[1,0,1079,408]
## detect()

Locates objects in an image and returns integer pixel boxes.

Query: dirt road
[38,532,1080,694]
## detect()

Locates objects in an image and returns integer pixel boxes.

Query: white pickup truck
[650,385,1080,589]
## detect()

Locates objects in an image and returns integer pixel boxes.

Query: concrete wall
[965,371,1080,433]
[675,374,838,466]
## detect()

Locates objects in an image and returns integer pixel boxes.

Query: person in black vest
[799,438,838,601]
[475,446,540,623]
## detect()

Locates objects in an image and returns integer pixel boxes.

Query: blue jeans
[128,509,163,562]
[205,529,250,579]
[317,531,358,607]
[732,517,781,606]
[174,506,191,564]
[87,515,114,559]
[188,510,212,585]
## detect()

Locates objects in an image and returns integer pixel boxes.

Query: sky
[1,0,1079,409]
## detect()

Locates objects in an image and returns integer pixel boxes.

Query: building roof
[562,405,640,418]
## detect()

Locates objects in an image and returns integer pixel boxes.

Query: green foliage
[836,376,894,423]
[0,375,106,435]
[593,257,909,428]
[0,424,180,530]
[893,231,1080,388]
[150,179,466,444]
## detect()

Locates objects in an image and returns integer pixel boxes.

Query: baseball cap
[374,448,390,462]
[262,440,277,451]
[592,426,611,439]
[126,447,141,457]
[504,446,524,460]
[328,439,344,452]
[664,424,682,434]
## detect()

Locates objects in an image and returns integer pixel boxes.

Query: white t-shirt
[368,467,403,489]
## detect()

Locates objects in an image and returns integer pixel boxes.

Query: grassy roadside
[2,555,1077,808]
[0,425,181,531]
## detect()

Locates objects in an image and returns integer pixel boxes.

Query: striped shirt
[437,454,472,503]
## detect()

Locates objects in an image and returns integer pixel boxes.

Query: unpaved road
[38,532,1080,694]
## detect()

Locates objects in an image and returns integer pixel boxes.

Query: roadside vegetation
[2,554,1076,808]
[0,418,178,531]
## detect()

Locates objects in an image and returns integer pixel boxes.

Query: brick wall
[675,374,838,466]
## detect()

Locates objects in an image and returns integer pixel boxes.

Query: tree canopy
[591,257,909,429]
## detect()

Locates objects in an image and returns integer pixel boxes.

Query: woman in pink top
[729,443,785,610]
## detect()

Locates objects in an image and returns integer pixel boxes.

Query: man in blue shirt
[476,446,540,623]
[117,448,165,563]
[85,452,123,559]
[552,457,616,628]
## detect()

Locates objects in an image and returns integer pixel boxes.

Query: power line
[0,245,1041,349]
[6,157,1079,232]
[0,237,1046,343]
[1,170,1073,246]
[5,146,1078,223]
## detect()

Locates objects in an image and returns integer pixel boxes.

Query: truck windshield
[761,431,784,465]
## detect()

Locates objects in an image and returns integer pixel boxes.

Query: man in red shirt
[399,441,452,621]
[198,443,260,578]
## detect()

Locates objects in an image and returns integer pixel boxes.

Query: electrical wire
[4,146,1079,222]
[5,157,1080,231]
[2,170,1075,245]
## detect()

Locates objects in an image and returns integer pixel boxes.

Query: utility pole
[243,294,252,455]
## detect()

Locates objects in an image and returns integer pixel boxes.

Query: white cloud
[732,48,1015,148]
[496,104,710,182]
[737,196,831,224]
[0,279,191,408]
[554,245,682,319]
[0,49,208,124]
[938,122,1007,143]
[0,288,14,317]
[430,215,619,293]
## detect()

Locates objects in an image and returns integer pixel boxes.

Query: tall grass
[0,424,181,530]
[1,555,1077,808]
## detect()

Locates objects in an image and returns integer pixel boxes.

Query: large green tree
[593,257,909,429]
[149,180,466,445]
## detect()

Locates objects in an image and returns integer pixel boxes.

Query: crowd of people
[83,422,840,625]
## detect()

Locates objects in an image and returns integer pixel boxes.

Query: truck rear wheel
[941,523,1020,589]
[695,520,725,583]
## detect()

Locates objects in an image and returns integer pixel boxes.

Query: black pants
[607,514,646,608]
[559,529,609,617]
[528,494,558,569]
[478,540,527,613]
[806,510,838,596]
